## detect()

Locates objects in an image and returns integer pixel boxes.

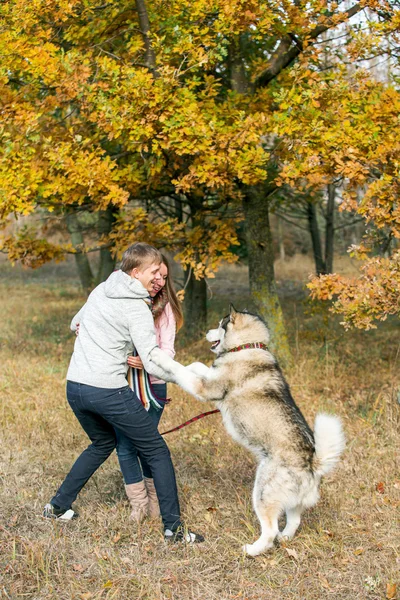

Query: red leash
[161,409,220,436]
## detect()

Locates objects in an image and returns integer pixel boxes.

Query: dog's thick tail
[313,413,345,478]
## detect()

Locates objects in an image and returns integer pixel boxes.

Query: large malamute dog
[176,306,345,556]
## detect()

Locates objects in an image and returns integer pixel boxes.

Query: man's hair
[120,242,162,274]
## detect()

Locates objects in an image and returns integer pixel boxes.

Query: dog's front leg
[185,362,210,377]
[149,348,207,400]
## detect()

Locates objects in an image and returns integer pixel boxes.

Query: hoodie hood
[104,270,150,300]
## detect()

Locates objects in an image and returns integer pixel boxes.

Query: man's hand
[127,355,144,369]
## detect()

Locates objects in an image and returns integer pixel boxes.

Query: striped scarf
[127,296,170,411]
[127,350,170,411]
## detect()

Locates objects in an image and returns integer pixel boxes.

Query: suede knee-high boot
[144,477,160,518]
[125,481,149,522]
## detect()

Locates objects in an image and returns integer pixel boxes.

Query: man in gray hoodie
[43,242,203,543]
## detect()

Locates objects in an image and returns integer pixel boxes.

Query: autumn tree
[1,0,399,351]
[272,65,400,329]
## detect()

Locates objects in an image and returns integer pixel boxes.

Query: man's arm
[127,301,209,392]
[127,303,180,382]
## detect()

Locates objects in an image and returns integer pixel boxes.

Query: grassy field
[0,257,399,600]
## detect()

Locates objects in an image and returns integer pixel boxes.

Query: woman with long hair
[115,254,184,521]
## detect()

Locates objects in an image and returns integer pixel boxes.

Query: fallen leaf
[322,529,333,537]
[73,564,85,572]
[354,547,364,555]
[284,547,299,560]
[386,583,397,599]
[376,481,385,494]
[112,533,121,544]
[320,577,332,590]
[103,580,113,589]
[207,507,217,512]
[80,594,92,600]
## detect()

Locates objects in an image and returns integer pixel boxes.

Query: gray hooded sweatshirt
[66,269,170,388]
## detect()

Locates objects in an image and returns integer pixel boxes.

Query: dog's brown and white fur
[150,306,345,556]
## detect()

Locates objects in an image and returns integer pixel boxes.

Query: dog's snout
[206,329,220,343]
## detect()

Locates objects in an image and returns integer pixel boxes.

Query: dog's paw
[242,544,255,557]
[277,532,293,543]
[243,538,275,557]
[242,543,263,557]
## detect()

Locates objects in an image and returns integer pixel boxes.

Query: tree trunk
[277,215,286,262]
[229,37,248,94]
[324,183,335,274]
[183,269,207,338]
[182,197,208,338]
[306,201,325,275]
[66,211,94,295]
[243,186,290,363]
[174,195,183,223]
[95,207,118,285]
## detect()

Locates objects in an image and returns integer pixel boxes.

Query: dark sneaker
[164,527,205,544]
[42,503,78,520]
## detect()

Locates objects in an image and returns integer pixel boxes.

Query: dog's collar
[226,342,268,353]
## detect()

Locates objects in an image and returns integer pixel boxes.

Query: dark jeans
[51,381,181,530]
[115,383,166,484]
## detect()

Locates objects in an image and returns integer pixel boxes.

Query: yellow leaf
[386,583,397,599]
[284,547,299,560]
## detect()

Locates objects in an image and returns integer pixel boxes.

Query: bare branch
[255,3,362,88]
[273,211,310,231]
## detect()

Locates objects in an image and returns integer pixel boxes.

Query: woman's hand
[75,323,80,336]
[127,355,144,369]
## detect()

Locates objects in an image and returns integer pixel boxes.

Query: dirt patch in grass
[0,269,399,600]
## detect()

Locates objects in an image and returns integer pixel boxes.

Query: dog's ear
[229,304,238,324]
[229,303,237,315]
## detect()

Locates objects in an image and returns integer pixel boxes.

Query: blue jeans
[115,383,166,484]
[51,381,181,530]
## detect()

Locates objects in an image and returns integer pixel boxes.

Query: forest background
[0,1,399,599]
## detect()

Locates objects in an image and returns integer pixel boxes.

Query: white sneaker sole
[43,503,77,521]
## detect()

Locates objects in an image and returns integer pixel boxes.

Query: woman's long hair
[152,254,184,331]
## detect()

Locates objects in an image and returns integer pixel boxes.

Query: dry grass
[0,258,399,600]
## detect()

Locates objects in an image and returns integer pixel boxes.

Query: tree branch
[135,0,156,70]
[255,3,362,88]
[273,211,310,231]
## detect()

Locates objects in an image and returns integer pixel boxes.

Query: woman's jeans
[115,383,166,484]
[51,381,181,531]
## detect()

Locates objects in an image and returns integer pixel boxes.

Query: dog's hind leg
[277,506,302,542]
[243,500,280,557]
[243,465,281,557]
